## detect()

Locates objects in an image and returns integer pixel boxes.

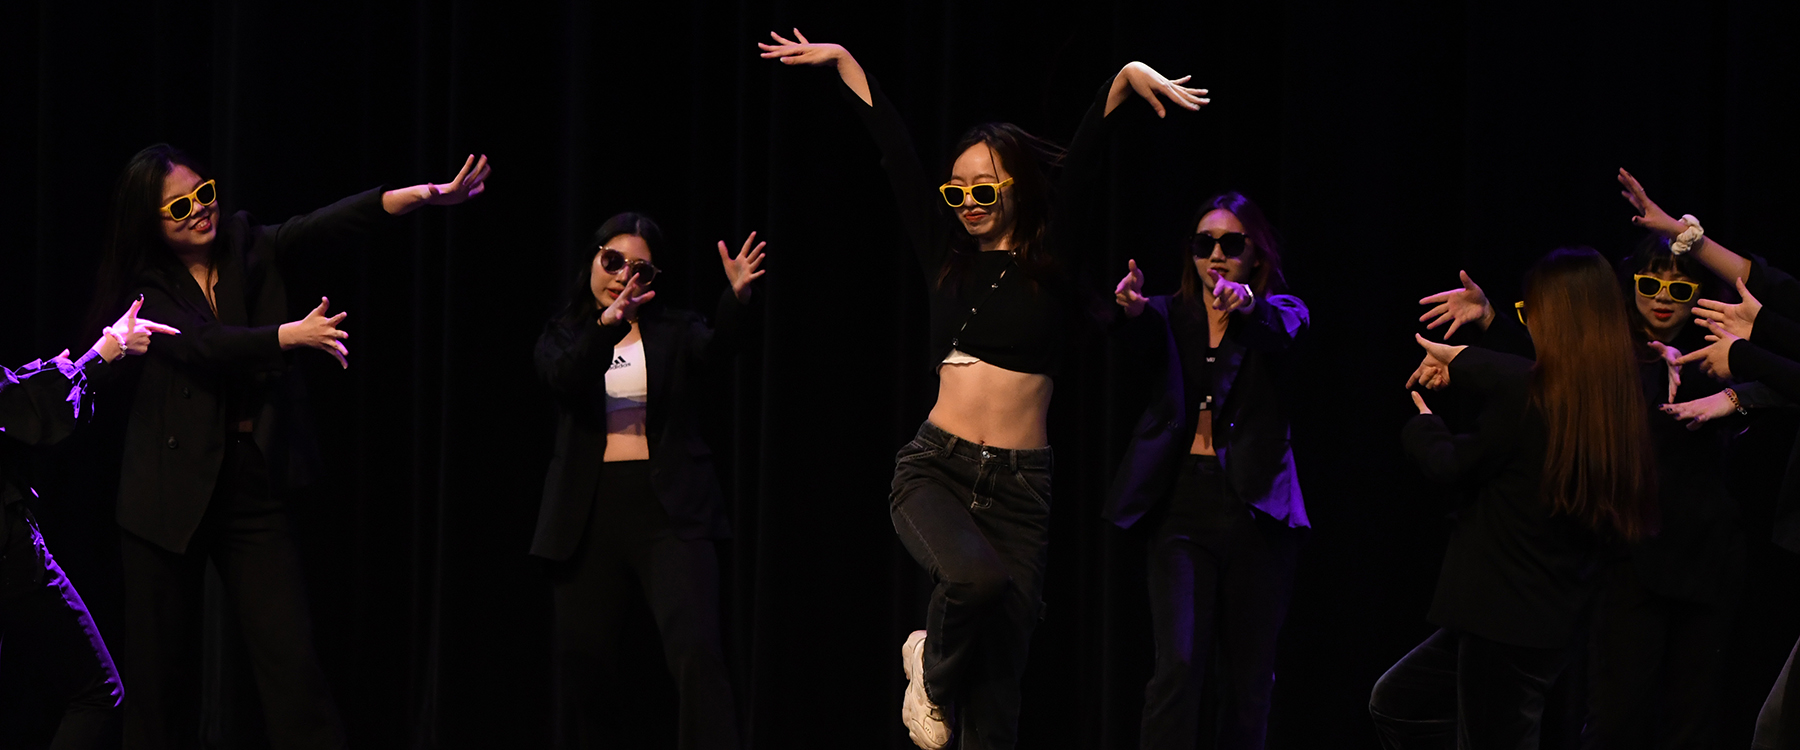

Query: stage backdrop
[4,1,1799,747]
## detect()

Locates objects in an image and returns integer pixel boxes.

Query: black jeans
[889,421,1053,750]
[1586,561,1733,749]
[1140,456,1302,750]
[548,460,738,750]
[0,504,123,750]
[119,434,344,750]
[1369,628,1571,750]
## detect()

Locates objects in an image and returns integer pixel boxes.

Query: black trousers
[1140,456,1302,750]
[0,504,123,750]
[1369,628,1571,750]
[1756,638,1800,750]
[548,459,738,750]
[889,421,1053,750]
[119,434,344,750]
[1586,561,1734,749]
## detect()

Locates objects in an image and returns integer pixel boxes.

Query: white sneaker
[901,630,952,749]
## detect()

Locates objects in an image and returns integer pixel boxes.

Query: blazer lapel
[210,244,249,326]
[1212,334,1246,414]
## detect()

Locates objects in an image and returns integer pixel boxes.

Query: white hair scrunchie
[1669,214,1704,255]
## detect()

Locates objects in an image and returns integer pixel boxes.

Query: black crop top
[842,73,1115,376]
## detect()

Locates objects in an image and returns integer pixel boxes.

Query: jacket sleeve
[1730,381,1792,410]
[135,283,286,374]
[0,350,110,448]
[1443,346,1535,398]
[690,288,755,368]
[256,187,393,267]
[1749,307,1800,362]
[1471,308,1537,359]
[535,312,631,397]
[1729,340,1800,403]
[1402,356,1527,488]
[842,74,946,278]
[1230,293,1308,352]
[1047,77,1120,263]
[1746,255,1800,322]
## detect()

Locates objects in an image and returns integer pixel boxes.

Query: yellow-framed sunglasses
[1632,274,1699,303]
[160,179,217,222]
[938,178,1013,208]
[1514,300,1526,324]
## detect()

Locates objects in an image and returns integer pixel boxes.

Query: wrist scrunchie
[1670,214,1704,255]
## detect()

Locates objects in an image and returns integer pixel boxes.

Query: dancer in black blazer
[533,212,764,750]
[92,143,488,749]
[1372,247,1658,749]
[1107,192,1308,750]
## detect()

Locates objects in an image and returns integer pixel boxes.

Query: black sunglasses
[599,248,660,287]
[1190,231,1249,259]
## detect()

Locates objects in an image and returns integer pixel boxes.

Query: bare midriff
[604,409,650,462]
[1188,303,1229,457]
[929,359,1053,450]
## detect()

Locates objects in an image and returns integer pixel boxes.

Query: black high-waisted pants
[120,434,345,750]
[548,459,738,750]
[889,421,1054,750]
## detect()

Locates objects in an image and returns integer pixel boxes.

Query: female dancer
[1372,247,1658,749]
[1108,192,1308,749]
[759,28,1206,750]
[2,300,172,749]
[93,143,489,749]
[533,212,764,750]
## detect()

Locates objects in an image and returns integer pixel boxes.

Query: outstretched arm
[1618,167,1750,282]
[382,154,492,215]
[759,29,870,105]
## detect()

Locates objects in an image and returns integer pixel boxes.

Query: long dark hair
[939,123,1065,285]
[88,144,212,332]
[1617,232,1716,354]
[556,211,666,328]
[1177,191,1287,303]
[1524,246,1658,542]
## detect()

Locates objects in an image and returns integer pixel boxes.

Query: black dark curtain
[4,1,1800,748]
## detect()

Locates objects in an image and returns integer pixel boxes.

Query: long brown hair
[1524,247,1657,541]
[1177,191,1288,302]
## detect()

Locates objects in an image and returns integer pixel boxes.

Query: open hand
[1116,61,1209,118]
[1204,269,1253,313]
[1618,168,1684,237]
[1692,277,1761,341]
[1114,259,1148,317]
[719,231,768,302]
[758,29,845,67]
[1676,318,1740,381]
[1661,390,1736,431]
[1418,270,1495,339]
[424,154,490,206]
[280,297,350,369]
[600,274,655,327]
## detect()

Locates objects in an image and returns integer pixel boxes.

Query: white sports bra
[605,338,648,412]
[939,348,981,368]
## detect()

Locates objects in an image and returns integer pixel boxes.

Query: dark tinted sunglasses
[1634,274,1698,303]
[160,179,217,222]
[599,248,659,286]
[1190,231,1249,258]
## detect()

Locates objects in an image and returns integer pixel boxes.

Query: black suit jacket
[1104,293,1310,530]
[120,188,390,553]
[531,291,749,560]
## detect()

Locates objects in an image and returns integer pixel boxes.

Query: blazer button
[166,436,178,449]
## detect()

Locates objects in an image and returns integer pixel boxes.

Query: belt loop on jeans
[940,434,959,458]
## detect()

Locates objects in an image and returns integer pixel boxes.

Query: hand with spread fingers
[1108,61,1210,118]
[279,297,351,369]
[719,231,768,303]
[1661,390,1737,431]
[1676,318,1741,381]
[383,154,492,215]
[1419,270,1495,339]
[1691,277,1761,341]
[599,274,655,328]
[1617,168,1685,238]
[1114,259,1148,318]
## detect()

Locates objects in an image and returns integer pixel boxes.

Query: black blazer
[531,290,749,560]
[1403,347,1599,649]
[1104,293,1310,529]
[121,188,390,553]
[3,351,113,513]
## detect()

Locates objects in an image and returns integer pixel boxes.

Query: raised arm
[381,154,492,215]
[692,231,769,366]
[760,30,941,274]
[1618,168,1752,282]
